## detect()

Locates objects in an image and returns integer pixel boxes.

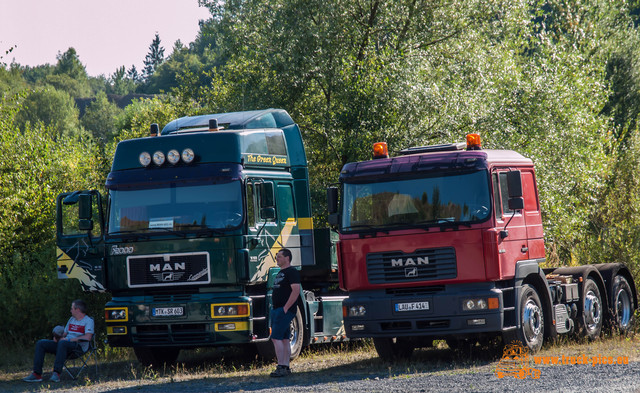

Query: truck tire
[503,284,544,352]
[134,347,180,367]
[579,278,603,340]
[289,306,305,359]
[610,275,635,334]
[373,337,414,360]
[256,306,305,361]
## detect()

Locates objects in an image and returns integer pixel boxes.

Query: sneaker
[49,372,60,383]
[269,365,291,377]
[23,373,42,382]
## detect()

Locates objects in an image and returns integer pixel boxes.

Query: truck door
[492,171,529,278]
[247,180,280,281]
[56,190,106,292]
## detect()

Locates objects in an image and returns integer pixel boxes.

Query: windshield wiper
[147,227,188,238]
[414,218,472,229]
[342,224,389,234]
[107,231,150,240]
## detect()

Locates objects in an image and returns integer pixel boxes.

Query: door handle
[521,246,529,253]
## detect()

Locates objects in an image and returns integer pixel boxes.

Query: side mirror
[78,194,93,220]
[508,197,524,211]
[79,219,94,231]
[506,171,522,198]
[259,182,275,208]
[328,213,340,228]
[327,187,338,214]
[260,207,276,221]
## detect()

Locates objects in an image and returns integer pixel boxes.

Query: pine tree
[142,33,165,82]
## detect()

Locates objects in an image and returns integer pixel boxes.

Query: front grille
[386,286,445,297]
[128,252,210,288]
[134,323,211,344]
[367,247,456,284]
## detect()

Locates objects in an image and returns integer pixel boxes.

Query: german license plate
[152,307,184,316]
[395,301,429,312]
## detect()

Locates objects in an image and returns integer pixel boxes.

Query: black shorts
[270,307,296,340]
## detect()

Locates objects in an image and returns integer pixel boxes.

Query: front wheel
[503,284,544,352]
[134,347,180,367]
[289,306,305,359]
[373,337,414,360]
[579,278,603,340]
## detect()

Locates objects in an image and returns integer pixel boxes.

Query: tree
[108,66,137,95]
[143,33,165,83]
[14,87,85,139]
[81,92,123,144]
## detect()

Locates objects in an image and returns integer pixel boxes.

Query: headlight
[211,303,249,318]
[462,298,498,311]
[167,149,180,164]
[139,152,151,167]
[349,305,366,317]
[105,308,128,321]
[153,151,165,165]
[182,148,195,163]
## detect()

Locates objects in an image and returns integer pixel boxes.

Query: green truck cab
[56,109,346,365]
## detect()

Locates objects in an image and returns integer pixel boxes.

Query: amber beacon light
[466,133,482,150]
[373,142,389,159]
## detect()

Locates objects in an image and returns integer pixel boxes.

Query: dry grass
[0,335,638,392]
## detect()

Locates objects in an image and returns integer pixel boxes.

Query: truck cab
[56,109,346,365]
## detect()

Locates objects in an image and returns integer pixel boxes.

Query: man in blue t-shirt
[23,299,95,383]
[269,248,301,377]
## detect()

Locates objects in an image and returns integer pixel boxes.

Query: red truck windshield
[341,171,491,231]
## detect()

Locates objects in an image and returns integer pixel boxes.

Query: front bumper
[343,282,504,338]
[105,294,257,348]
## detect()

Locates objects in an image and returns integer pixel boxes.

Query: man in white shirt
[23,299,95,383]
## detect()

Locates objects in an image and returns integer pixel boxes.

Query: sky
[0,0,212,77]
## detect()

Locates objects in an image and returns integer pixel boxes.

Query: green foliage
[0,93,107,345]
[14,86,86,140]
[81,92,123,145]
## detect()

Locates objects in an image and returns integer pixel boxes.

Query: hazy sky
[0,0,212,77]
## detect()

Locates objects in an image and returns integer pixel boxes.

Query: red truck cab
[328,135,636,358]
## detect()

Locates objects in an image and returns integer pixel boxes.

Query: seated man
[23,299,95,383]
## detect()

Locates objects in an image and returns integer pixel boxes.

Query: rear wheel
[255,306,305,360]
[373,337,414,360]
[579,278,603,340]
[134,347,180,367]
[503,284,544,352]
[611,275,634,334]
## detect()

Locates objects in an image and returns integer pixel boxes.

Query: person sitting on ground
[23,299,95,383]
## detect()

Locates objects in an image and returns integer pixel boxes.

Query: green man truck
[327,134,637,358]
[55,109,347,365]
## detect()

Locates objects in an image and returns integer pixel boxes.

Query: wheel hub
[584,290,601,330]
[523,299,542,340]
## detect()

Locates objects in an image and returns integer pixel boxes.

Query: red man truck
[327,134,637,358]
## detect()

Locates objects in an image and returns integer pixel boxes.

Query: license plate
[152,307,184,316]
[395,301,430,312]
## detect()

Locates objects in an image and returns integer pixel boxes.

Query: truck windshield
[342,171,490,231]
[108,181,243,235]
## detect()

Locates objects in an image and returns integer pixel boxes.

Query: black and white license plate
[152,307,184,316]
[395,301,430,312]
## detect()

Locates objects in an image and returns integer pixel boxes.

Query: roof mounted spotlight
[153,151,165,166]
[182,148,195,163]
[150,123,160,137]
[209,118,219,132]
[139,152,151,167]
[167,149,180,165]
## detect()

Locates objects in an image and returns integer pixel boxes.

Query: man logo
[391,257,429,267]
[405,267,418,277]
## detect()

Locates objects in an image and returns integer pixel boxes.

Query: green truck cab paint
[56,109,346,365]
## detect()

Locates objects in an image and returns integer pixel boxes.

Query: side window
[493,171,520,219]
[246,182,257,228]
[277,184,295,223]
[59,194,103,238]
[492,173,502,219]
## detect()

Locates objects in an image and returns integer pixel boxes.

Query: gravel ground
[42,360,640,393]
[4,339,640,393]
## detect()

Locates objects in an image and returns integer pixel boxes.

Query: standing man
[23,299,94,383]
[269,248,301,377]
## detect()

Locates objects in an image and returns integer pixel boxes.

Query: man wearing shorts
[269,248,301,377]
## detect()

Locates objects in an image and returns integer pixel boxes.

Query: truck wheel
[134,347,180,367]
[289,306,305,359]
[579,278,603,340]
[611,275,634,334]
[256,306,305,360]
[372,337,414,360]
[503,284,544,352]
